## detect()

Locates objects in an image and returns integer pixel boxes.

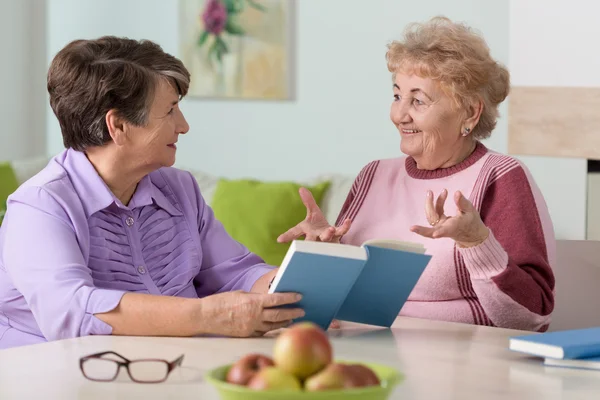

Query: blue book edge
[509,327,600,359]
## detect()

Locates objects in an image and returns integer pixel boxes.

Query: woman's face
[124,79,190,170]
[390,71,468,170]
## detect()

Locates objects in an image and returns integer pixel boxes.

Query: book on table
[268,239,432,330]
[509,327,600,360]
[544,356,600,371]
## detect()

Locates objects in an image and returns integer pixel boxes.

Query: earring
[462,127,471,137]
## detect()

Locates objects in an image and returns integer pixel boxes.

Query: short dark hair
[47,36,191,151]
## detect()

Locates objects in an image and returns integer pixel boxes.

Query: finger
[261,292,303,308]
[259,320,294,333]
[410,224,436,238]
[435,189,448,217]
[319,226,336,242]
[431,228,451,239]
[335,219,352,237]
[277,225,305,243]
[299,187,321,216]
[262,307,305,322]
[249,331,266,337]
[430,218,460,239]
[424,191,438,225]
[454,191,475,213]
[305,233,319,242]
[329,319,341,329]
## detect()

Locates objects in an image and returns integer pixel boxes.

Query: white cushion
[11,157,50,185]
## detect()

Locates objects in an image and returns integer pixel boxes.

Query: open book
[268,239,432,330]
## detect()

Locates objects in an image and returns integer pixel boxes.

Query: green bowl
[205,361,403,400]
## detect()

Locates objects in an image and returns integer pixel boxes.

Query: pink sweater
[337,143,555,331]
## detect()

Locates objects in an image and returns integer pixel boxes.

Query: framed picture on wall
[179,0,295,100]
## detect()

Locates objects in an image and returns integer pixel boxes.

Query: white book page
[292,240,367,260]
[268,240,367,294]
[362,239,426,254]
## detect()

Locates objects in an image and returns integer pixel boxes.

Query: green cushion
[211,179,330,266]
[0,163,19,225]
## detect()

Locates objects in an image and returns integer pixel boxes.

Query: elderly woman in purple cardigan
[0,37,303,349]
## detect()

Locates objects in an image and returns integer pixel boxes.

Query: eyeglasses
[79,351,184,383]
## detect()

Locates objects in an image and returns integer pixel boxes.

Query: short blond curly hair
[386,17,510,139]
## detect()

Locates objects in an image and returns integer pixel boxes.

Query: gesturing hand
[410,189,489,248]
[200,291,305,337]
[277,187,352,243]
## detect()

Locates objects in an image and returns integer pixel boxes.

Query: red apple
[304,363,381,391]
[344,364,381,387]
[246,367,302,391]
[273,322,333,380]
[226,353,275,386]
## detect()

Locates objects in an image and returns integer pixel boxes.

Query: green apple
[246,367,302,390]
[273,322,333,380]
[304,363,347,391]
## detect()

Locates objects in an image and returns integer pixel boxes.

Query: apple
[304,363,347,391]
[273,322,333,380]
[246,367,302,390]
[304,363,381,391]
[344,364,381,387]
[226,353,275,386]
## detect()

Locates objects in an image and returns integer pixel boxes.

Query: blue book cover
[335,245,432,327]
[269,240,431,330]
[509,327,600,359]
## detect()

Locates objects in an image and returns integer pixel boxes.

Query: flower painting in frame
[179,0,295,100]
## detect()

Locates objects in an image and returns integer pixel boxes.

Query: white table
[1,317,599,399]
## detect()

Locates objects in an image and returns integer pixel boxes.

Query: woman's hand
[198,291,305,337]
[277,187,352,243]
[410,189,489,248]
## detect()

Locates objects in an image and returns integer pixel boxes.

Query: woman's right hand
[198,291,305,337]
[277,187,352,243]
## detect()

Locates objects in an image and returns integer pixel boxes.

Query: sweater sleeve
[336,161,380,228]
[457,164,555,331]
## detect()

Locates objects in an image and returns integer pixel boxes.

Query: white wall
[509,0,594,240]
[46,0,509,181]
[46,0,585,239]
[39,0,600,241]
[0,0,47,161]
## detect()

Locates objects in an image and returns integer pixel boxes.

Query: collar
[64,149,183,217]
[405,141,488,180]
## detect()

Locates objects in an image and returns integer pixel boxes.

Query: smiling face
[123,78,190,170]
[390,71,474,170]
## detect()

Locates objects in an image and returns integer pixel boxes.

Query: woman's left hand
[410,189,489,248]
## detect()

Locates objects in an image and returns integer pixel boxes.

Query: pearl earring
[462,127,471,136]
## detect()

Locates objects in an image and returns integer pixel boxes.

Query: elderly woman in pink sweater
[279,17,555,332]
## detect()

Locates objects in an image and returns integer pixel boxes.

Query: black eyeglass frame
[79,351,184,383]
